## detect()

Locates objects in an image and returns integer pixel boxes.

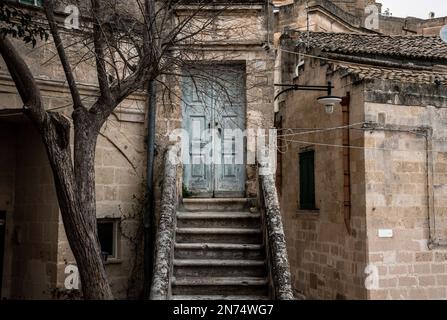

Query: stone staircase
[171,198,270,300]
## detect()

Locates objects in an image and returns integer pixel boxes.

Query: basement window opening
[97,219,120,262]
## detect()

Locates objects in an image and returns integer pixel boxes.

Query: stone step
[171,277,269,296]
[175,227,263,244]
[176,211,261,228]
[181,198,256,212]
[173,259,266,277]
[171,295,270,300]
[174,243,264,260]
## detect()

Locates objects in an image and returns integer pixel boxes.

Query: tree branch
[0,35,45,124]
[91,0,113,105]
[43,0,84,110]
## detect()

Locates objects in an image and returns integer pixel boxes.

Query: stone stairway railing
[258,163,294,300]
[150,144,180,300]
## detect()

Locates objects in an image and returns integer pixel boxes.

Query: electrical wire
[277,136,447,153]
[277,122,365,138]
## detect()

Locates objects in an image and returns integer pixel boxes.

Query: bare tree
[0,0,264,299]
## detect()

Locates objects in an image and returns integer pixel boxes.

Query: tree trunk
[40,111,113,300]
[0,30,113,300]
[73,108,100,232]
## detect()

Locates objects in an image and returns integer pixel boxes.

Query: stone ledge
[296,209,320,218]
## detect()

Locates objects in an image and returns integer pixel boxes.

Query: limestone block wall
[54,100,147,299]
[277,58,368,299]
[153,4,275,204]
[377,13,445,36]
[363,92,447,299]
[0,2,275,299]
[274,0,368,34]
[153,52,275,205]
[0,30,148,299]
[0,123,17,299]
[0,61,147,300]
[418,17,447,36]
[278,56,447,300]
[7,125,59,299]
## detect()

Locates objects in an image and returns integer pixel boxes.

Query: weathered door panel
[214,67,246,197]
[183,65,246,198]
[182,77,213,197]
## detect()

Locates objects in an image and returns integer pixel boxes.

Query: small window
[97,219,120,261]
[299,150,316,210]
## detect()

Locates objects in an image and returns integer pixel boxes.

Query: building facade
[1,0,447,300]
[274,0,447,36]
[277,31,447,299]
[0,0,277,299]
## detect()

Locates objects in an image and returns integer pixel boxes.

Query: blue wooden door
[182,76,214,197]
[183,65,246,198]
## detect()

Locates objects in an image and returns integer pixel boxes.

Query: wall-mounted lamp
[317,83,342,114]
[274,81,342,114]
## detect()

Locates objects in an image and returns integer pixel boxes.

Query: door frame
[182,62,247,198]
[0,211,6,298]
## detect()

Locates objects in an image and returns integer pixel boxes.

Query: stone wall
[378,13,446,36]
[7,124,59,299]
[274,0,372,33]
[274,0,446,36]
[51,97,147,299]
[0,2,274,299]
[0,122,17,298]
[278,52,447,299]
[418,17,447,36]
[153,4,275,204]
[0,27,147,299]
[331,0,379,17]
[363,81,447,299]
[277,56,368,299]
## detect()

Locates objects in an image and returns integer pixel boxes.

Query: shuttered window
[299,150,316,210]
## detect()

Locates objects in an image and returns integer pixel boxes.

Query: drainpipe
[142,0,159,299]
[144,80,156,299]
[341,92,352,235]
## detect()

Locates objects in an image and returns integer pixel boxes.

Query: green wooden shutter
[299,150,316,210]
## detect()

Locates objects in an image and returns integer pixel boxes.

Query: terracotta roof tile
[337,64,447,85]
[295,32,447,60]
